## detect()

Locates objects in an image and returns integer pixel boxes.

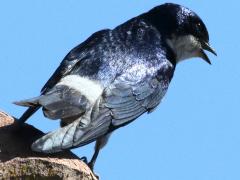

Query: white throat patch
[57,75,104,104]
[166,35,201,63]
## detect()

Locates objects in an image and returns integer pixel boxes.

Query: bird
[14,3,216,171]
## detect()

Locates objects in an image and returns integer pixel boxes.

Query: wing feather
[104,62,173,127]
[31,60,174,153]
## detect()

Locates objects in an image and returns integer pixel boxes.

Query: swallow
[14,3,216,171]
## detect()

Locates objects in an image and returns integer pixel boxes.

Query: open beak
[199,41,217,65]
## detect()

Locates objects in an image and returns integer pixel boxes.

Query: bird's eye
[196,22,202,31]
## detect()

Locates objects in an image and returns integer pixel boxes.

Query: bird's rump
[14,85,89,121]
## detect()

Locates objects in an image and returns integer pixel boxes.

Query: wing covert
[103,61,174,127]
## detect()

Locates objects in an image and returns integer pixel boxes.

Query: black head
[143,3,216,64]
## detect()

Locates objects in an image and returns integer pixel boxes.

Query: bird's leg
[88,139,102,170]
[88,134,111,171]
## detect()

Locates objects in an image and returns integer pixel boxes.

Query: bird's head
[144,3,217,64]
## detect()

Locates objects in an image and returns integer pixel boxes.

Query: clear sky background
[0,1,238,180]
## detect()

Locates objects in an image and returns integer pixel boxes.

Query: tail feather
[13,96,40,107]
[31,109,112,153]
[14,96,41,124]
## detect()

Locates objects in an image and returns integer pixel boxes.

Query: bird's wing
[14,29,110,123]
[41,29,110,94]
[31,61,174,153]
[103,62,174,127]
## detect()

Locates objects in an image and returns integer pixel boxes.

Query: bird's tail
[31,108,112,153]
[14,96,41,123]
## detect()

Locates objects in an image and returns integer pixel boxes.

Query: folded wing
[31,61,174,153]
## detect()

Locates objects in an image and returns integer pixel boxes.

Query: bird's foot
[90,170,99,180]
[80,157,99,179]
[80,156,88,164]
[88,161,93,171]
[93,173,99,179]
[87,162,100,179]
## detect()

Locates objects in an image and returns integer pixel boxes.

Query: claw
[80,156,88,164]
[88,161,94,171]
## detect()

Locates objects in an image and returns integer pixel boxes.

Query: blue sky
[0,1,239,180]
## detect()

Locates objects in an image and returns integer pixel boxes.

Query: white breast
[57,75,104,104]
